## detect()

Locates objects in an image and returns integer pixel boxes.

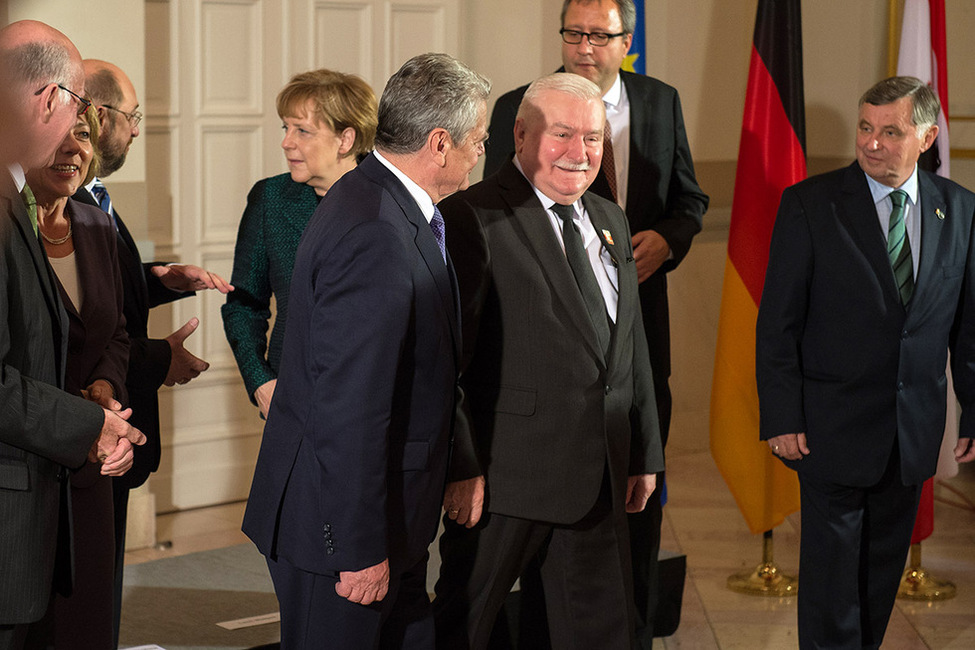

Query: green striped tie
[887,190,913,305]
[21,184,38,237]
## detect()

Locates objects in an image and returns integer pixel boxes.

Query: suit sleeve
[143,262,194,308]
[651,88,708,272]
[441,196,491,481]
[221,181,276,402]
[950,196,975,440]
[755,188,812,440]
[307,218,414,570]
[87,224,130,406]
[483,91,520,179]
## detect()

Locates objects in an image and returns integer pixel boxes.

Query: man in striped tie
[757,76,975,650]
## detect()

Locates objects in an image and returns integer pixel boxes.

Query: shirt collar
[864,164,920,206]
[373,150,435,223]
[602,73,623,109]
[84,176,103,194]
[7,164,25,192]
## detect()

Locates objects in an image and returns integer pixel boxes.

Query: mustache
[555,159,593,172]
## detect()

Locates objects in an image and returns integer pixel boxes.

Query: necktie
[602,117,618,203]
[91,181,118,230]
[552,203,611,356]
[20,184,38,237]
[887,189,914,305]
[430,205,447,264]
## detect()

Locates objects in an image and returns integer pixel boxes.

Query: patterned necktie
[887,189,914,305]
[91,181,118,231]
[20,184,38,237]
[551,203,611,356]
[430,205,447,264]
[602,117,618,203]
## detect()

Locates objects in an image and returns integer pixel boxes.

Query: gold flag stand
[727,530,797,596]
[897,542,956,601]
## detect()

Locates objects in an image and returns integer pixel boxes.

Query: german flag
[709,0,805,535]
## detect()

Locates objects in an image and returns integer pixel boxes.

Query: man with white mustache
[433,72,662,650]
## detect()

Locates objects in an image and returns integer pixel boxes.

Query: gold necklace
[40,218,72,245]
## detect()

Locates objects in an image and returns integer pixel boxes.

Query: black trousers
[433,472,635,650]
[797,440,922,650]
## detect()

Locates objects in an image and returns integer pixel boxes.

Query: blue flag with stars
[621,0,645,74]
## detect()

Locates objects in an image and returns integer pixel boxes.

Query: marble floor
[126,431,975,650]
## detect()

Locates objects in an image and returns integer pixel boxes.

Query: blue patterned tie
[91,181,118,231]
[430,205,446,264]
[887,190,914,305]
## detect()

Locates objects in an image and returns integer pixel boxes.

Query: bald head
[82,59,140,177]
[0,20,84,169]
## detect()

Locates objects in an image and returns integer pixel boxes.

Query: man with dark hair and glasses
[483,1,708,646]
[1,20,146,648]
[70,58,232,648]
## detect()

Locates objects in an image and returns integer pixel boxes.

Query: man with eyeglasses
[71,58,233,647]
[482,1,708,647]
[1,21,146,649]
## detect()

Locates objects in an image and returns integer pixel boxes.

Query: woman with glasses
[222,69,377,418]
[26,105,130,648]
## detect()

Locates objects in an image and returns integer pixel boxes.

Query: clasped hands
[81,379,146,476]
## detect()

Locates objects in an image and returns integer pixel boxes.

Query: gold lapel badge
[601,229,615,245]
[936,208,946,220]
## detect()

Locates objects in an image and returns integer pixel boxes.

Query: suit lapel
[359,154,461,352]
[497,163,606,364]
[913,171,947,309]
[619,71,648,216]
[836,163,905,309]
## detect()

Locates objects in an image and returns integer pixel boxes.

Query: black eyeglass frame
[559,28,628,47]
[34,83,93,116]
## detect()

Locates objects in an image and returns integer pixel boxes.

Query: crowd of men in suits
[5,0,975,649]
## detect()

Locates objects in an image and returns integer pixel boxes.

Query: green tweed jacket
[222,173,319,402]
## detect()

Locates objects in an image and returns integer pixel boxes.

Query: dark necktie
[887,190,914,305]
[602,118,618,203]
[21,184,38,237]
[430,205,446,264]
[91,181,118,231]
[551,202,611,356]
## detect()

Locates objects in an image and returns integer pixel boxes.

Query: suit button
[324,523,332,532]
[902,329,909,338]
[604,385,612,395]
[326,547,334,555]
[898,381,905,390]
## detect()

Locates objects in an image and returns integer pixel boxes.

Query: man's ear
[513,118,526,153]
[919,124,940,153]
[427,127,451,166]
[36,84,60,124]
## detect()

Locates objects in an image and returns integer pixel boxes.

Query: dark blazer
[484,71,708,437]
[756,162,975,486]
[48,198,129,647]
[242,153,461,578]
[221,173,319,401]
[0,173,104,624]
[73,185,190,489]
[442,160,663,523]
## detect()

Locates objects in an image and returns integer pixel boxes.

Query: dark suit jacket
[756,162,975,487]
[73,186,190,489]
[0,173,104,623]
[221,173,319,401]
[441,160,663,524]
[242,153,461,577]
[484,71,708,442]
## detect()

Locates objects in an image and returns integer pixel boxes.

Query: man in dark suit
[757,76,975,649]
[241,53,490,648]
[0,20,145,648]
[483,2,708,642]
[433,72,663,650]
[71,58,233,646]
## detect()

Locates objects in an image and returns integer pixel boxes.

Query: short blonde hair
[277,69,378,158]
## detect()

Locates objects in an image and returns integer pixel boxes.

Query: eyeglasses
[101,104,143,128]
[559,28,628,47]
[34,83,93,116]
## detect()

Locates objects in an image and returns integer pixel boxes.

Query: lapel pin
[601,229,615,245]
[936,208,946,220]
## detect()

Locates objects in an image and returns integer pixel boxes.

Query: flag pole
[887,0,901,77]
[727,530,797,596]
